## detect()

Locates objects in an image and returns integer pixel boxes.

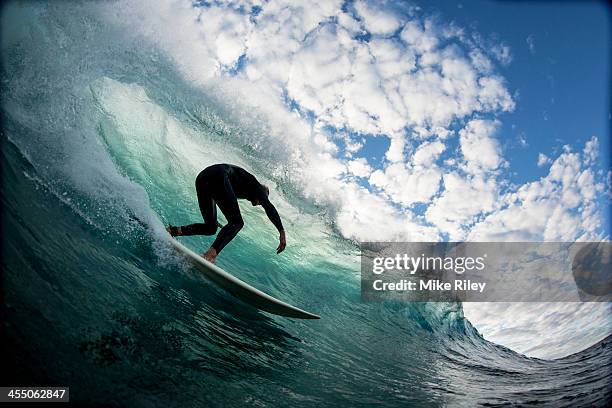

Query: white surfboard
[169,238,320,319]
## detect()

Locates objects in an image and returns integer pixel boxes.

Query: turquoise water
[1,2,610,407]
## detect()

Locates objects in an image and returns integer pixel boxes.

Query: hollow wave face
[1,2,610,407]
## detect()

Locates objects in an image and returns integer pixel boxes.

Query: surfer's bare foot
[203,247,217,263]
[167,225,182,236]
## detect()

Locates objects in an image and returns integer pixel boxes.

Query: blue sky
[422,0,610,180]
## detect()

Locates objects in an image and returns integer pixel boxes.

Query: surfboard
[169,238,320,319]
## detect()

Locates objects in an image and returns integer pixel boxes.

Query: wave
[1,2,610,407]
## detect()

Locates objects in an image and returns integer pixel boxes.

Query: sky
[423,0,610,217]
[107,0,611,358]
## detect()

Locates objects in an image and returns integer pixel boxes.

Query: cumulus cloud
[412,140,445,167]
[463,302,612,359]
[469,142,606,242]
[370,163,442,206]
[583,136,599,164]
[199,7,250,68]
[491,43,512,65]
[354,0,403,36]
[401,20,439,54]
[469,48,493,73]
[459,119,502,174]
[347,157,373,178]
[537,153,551,167]
[335,182,439,241]
[426,173,499,240]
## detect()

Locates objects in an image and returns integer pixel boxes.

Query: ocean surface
[1,2,610,407]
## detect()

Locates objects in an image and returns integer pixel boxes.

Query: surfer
[166,164,286,263]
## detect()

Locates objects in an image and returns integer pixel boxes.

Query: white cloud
[491,43,512,65]
[583,135,599,164]
[370,163,442,206]
[347,157,373,178]
[426,173,499,240]
[411,140,445,167]
[354,0,402,36]
[478,76,515,111]
[459,119,502,174]
[335,183,440,241]
[463,302,612,359]
[537,153,551,167]
[369,38,416,78]
[469,140,606,242]
[337,11,362,34]
[385,135,406,162]
[469,48,493,73]
[400,20,439,54]
[200,7,251,68]
[344,137,364,155]
[462,139,607,358]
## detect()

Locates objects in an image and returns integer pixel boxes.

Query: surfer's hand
[276,230,286,254]
[203,247,217,263]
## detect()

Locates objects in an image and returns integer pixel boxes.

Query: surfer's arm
[261,199,284,233]
[261,199,286,254]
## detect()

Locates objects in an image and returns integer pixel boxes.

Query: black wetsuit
[178,164,283,253]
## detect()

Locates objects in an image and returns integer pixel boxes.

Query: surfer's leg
[210,176,244,253]
[175,177,219,236]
